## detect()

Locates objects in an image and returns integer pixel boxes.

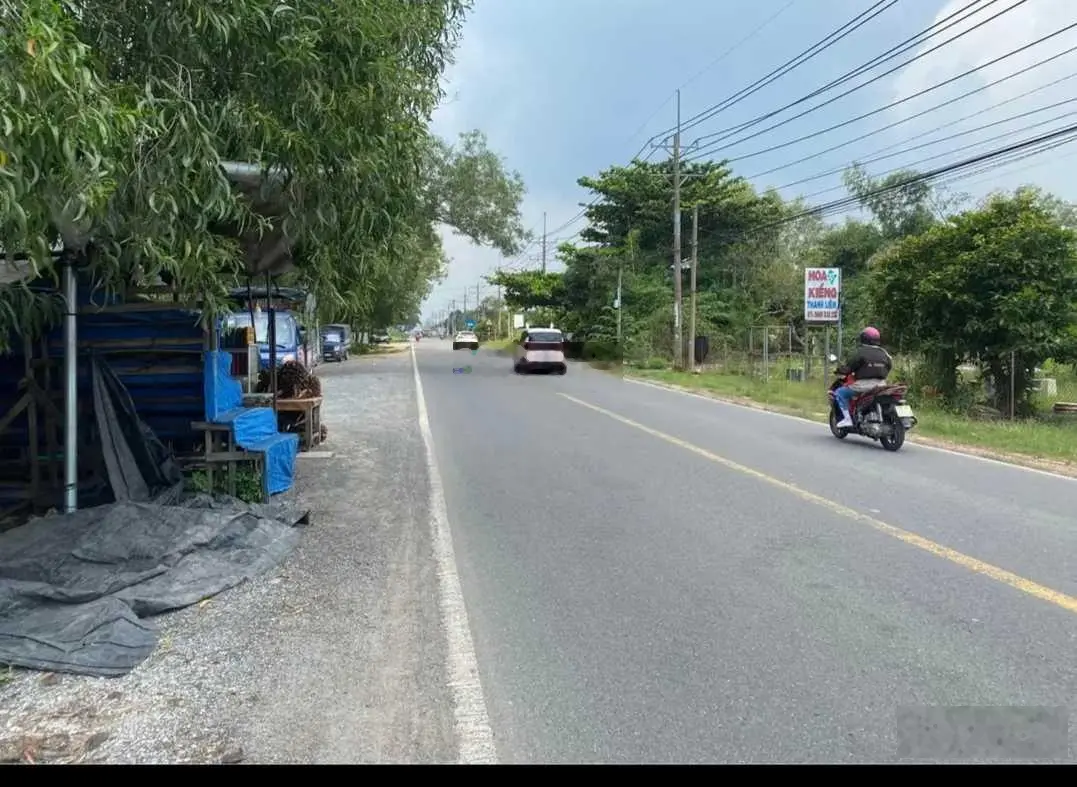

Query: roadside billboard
[804,267,840,323]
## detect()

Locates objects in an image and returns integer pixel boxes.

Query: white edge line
[623,376,1077,484]
[410,344,498,764]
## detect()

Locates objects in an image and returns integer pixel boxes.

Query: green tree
[2,0,526,348]
[486,269,566,311]
[842,163,942,240]
[870,189,1077,414]
[424,130,529,256]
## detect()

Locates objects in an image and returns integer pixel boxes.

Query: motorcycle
[826,354,917,452]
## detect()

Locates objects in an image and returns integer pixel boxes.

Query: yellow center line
[558,392,1077,616]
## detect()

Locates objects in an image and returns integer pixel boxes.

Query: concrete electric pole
[671,89,683,370]
[689,203,699,370]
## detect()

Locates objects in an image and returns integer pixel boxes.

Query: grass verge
[353,342,409,356]
[483,338,516,354]
[627,367,1077,471]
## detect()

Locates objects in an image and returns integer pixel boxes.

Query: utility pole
[616,262,623,349]
[689,203,699,370]
[541,211,548,274]
[450,299,455,334]
[671,89,683,370]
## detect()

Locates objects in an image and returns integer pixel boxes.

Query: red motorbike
[827,356,917,452]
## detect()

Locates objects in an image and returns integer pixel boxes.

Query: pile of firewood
[256,360,323,399]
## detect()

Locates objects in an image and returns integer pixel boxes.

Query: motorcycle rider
[834,326,892,429]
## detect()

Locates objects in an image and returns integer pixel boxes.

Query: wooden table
[274,396,323,451]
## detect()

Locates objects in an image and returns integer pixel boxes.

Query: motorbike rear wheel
[828,408,849,439]
[880,416,905,451]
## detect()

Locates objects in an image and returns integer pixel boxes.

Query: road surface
[413,339,1077,763]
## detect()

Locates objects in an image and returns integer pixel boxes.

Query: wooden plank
[203,451,257,462]
[192,421,232,432]
[24,335,39,502]
[78,301,203,314]
[274,397,323,412]
[0,392,31,438]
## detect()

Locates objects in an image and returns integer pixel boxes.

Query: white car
[513,328,567,375]
[453,331,479,351]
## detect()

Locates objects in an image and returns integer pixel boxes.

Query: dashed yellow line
[558,393,1077,616]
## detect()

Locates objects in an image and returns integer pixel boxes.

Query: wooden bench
[201,350,299,497]
[191,420,266,500]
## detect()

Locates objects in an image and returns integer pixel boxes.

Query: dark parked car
[321,326,350,362]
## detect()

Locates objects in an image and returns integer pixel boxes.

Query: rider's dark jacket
[838,343,892,381]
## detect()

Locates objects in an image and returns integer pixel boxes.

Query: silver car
[453,331,479,351]
[513,328,567,375]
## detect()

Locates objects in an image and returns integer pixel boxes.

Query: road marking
[558,392,1077,616]
[623,377,1077,483]
[411,344,498,764]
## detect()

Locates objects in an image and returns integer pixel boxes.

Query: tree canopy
[1,0,526,340]
[871,189,1077,413]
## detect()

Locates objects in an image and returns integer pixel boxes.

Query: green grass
[629,367,1077,465]
[353,342,408,356]
[483,338,515,353]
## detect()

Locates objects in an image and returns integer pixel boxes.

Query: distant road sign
[465,319,476,329]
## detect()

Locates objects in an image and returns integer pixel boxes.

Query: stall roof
[227,284,311,306]
[2,163,297,287]
[220,161,298,279]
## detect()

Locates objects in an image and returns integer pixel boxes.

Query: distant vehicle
[321,324,351,362]
[371,331,391,344]
[453,331,479,351]
[513,328,566,375]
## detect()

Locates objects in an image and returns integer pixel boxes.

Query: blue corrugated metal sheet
[0,294,208,502]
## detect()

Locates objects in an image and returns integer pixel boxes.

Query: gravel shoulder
[0,351,456,764]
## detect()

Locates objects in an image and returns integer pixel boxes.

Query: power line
[929,135,1077,192]
[743,67,1077,184]
[686,0,1001,149]
[654,0,897,141]
[944,142,1077,192]
[686,23,1077,164]
[685,121,1077,249]
[676,0,798,93]
[756,122,1077,228]
[775,98,1077,193]
[522,2,882,259]
[795,108,1077,202]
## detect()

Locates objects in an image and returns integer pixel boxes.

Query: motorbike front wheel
[828,408,849,439]
[880,416,906,451]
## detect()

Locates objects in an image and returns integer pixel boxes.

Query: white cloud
[891,0,1077,109]
[877,0,1077,202]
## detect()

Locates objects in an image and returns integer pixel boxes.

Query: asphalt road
[414,339,1077,764]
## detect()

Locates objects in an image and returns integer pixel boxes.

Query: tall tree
[870,189,1077,413]
[1,0,527,344]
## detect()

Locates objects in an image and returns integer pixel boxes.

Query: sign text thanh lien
[804,267,841,323]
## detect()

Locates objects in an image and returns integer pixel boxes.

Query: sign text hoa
[804,267,841,323]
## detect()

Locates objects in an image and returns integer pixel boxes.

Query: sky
[423,0,1077,322]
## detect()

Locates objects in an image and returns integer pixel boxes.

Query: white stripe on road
[410,343,498,764]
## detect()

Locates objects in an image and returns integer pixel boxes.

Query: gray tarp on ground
[0,494,308,676]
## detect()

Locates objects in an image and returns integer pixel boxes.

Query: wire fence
[690,323,1077,418]
[695,324,846,383]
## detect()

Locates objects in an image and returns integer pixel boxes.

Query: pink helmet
[860,326,881,345]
